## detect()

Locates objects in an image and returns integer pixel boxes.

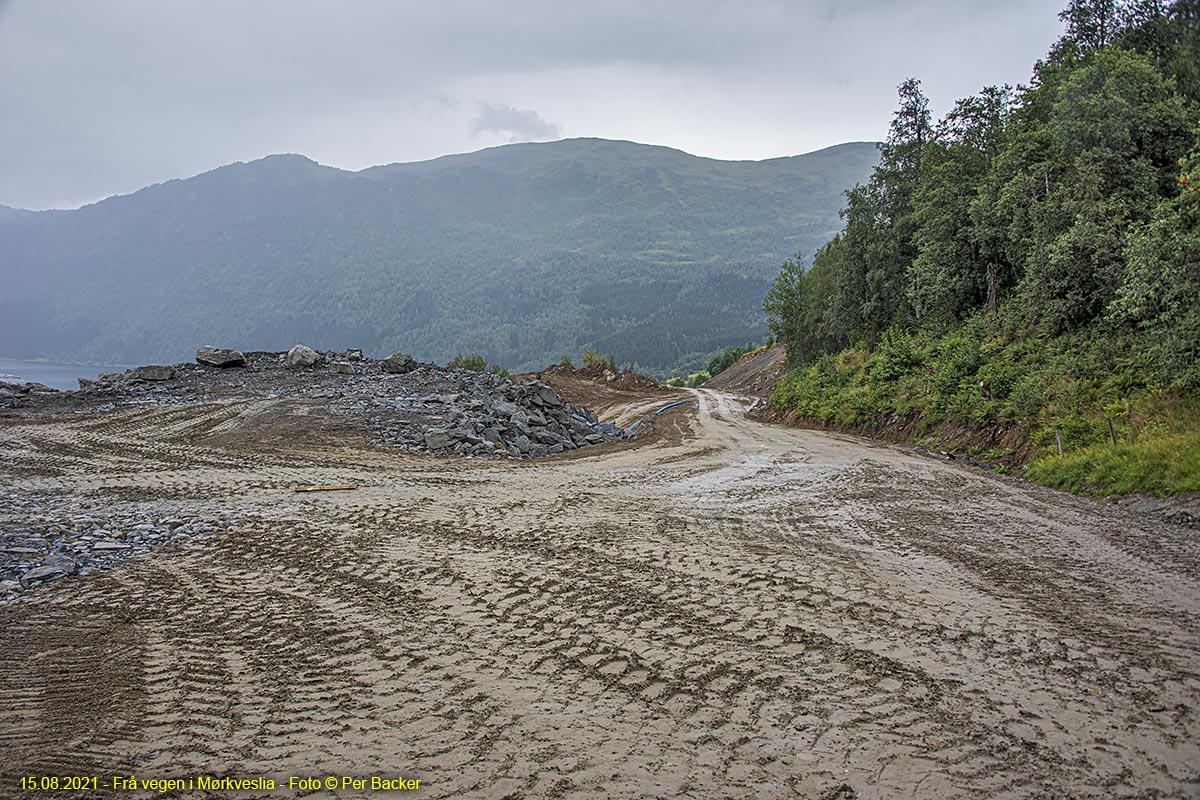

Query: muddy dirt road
[1,389,1198,799]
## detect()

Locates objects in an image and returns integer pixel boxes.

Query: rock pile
[60,346,632,459]
[335,362,631,458]
[0,380,58,408]
[0,502,236,603]
[412,374,627,457]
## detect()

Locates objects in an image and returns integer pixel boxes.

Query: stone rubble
[0,380,59,409]
[340,364,629,458]
[52,346,632,459]
[0,496,237,604]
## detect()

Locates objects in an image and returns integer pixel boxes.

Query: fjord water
[0,358,134,391]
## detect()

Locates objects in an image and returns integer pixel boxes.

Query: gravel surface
[1,383,1197,798]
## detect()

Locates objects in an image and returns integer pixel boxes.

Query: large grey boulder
[532,385,565,407]
[20,564,72,587]
[381,352,416,374]
[196,346,246,367]
[424,427,477,450]
[128,365,175,382]
[286,344,322,368]
[424,428,456,450]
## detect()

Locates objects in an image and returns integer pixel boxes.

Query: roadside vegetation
[765,0,1200,497]
[447,353,510,378]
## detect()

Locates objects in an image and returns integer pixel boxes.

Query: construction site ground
[1,376,1197,799]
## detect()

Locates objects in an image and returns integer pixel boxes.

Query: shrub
[447,354,487,371]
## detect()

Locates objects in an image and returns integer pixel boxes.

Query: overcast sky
[0,0,1065,210]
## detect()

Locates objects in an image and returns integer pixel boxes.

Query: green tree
[1120,1,1200,101]
[1111,121,1200,384]
[764,256,812,361]
[1059,0,1123,50]
[862,78,934,337]
[908,86,1013,323]
[980,46,1194,330]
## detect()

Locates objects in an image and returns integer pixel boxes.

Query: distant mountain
[0,138,878,373]
[0,204,35,221]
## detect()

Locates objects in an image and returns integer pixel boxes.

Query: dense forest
[0,139,878,376]
[764,0,1199,495]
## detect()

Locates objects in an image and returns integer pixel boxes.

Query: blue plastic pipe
[626,399,689,430]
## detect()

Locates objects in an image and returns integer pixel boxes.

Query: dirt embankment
[518,362,685,425]
[702,343,788,402]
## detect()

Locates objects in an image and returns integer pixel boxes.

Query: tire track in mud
[0,390,1198,798]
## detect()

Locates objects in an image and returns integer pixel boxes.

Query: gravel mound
[64,348,632,458]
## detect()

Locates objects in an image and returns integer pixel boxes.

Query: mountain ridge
[0,137,879,374]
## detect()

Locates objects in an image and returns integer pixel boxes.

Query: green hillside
[0,138,878,373]
[764,1,1200,497]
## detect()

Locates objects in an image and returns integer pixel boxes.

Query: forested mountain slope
[0,138,878,372]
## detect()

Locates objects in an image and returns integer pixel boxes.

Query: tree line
[765,0,1200,386]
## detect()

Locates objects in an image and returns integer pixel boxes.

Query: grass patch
[1027,393,1200,496]
[770,310,1200,497]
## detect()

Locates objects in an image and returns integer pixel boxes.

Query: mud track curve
[1,389,1198,799]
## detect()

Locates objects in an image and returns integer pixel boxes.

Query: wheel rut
[0,389,1197,798]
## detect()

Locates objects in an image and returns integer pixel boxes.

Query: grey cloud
[471,103,561,142]
[0,0,1064,209]
[433,93,461,113]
